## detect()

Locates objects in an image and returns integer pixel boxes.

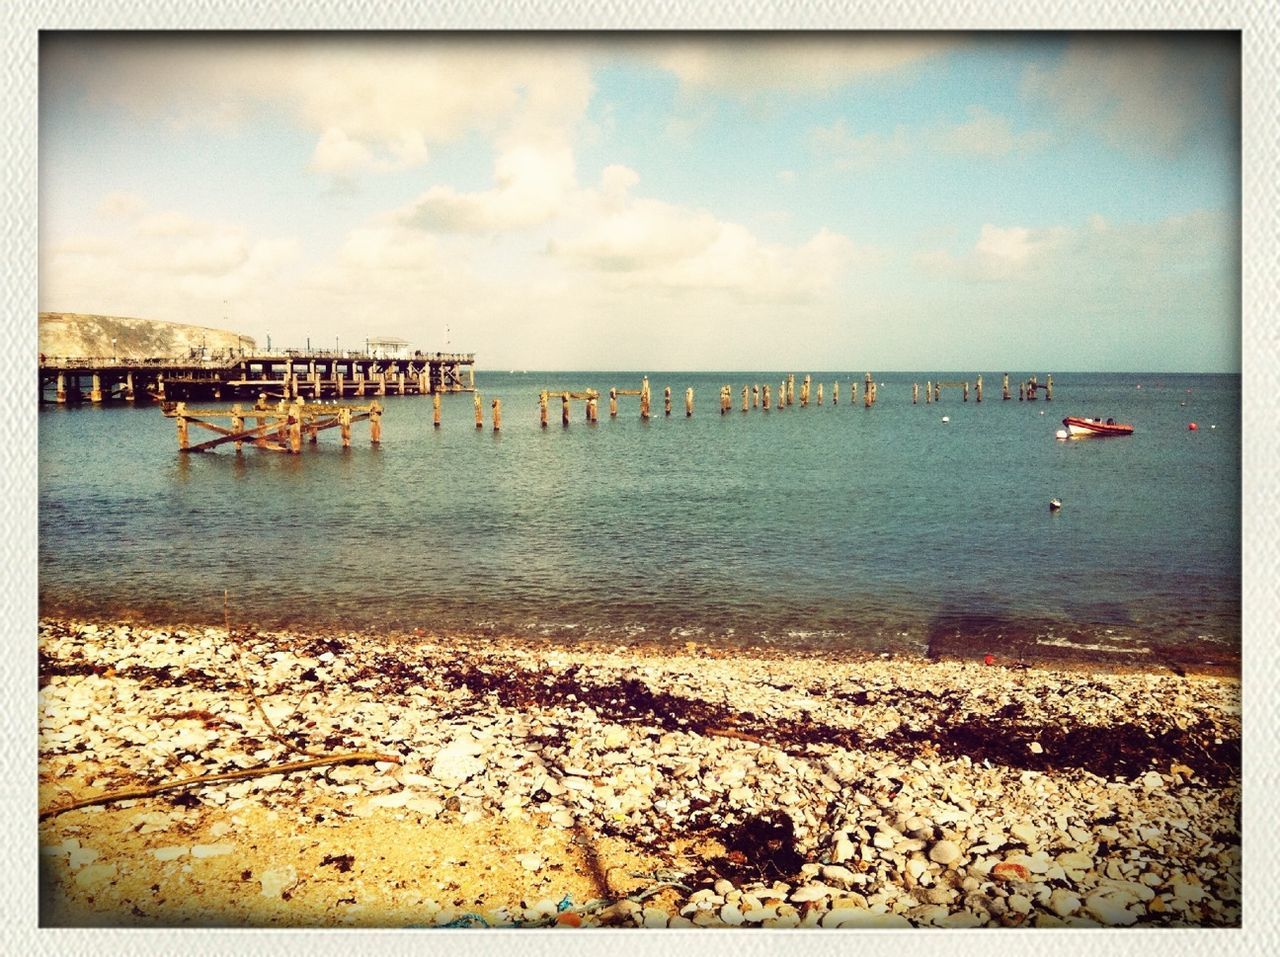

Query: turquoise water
[38,372,1240,669]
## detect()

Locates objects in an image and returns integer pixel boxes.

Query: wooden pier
[163,397,382,454]
[40,349,476,404]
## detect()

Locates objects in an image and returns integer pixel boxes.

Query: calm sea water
[38,372,1240,669]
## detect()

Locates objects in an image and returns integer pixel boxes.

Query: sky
[38,32,1241,372]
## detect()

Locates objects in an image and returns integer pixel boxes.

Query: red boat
[1061,416,1134,437]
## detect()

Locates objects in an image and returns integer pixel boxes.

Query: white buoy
[941,415,950,423]
[1055,429,1069,440]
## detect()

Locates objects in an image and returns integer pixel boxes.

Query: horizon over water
[38,371,1240,672]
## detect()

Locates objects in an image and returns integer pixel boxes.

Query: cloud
[1022,34,1239,154]
[649,34,955,96]
[398,144,577,234]
[814,107,1049,170]
[42,197,300,317]
[44,34,594,178]
[548,167,873,302]
[929,106,1052,157]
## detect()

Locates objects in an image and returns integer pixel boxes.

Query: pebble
[928,840,961,866]
[259,866,299,899]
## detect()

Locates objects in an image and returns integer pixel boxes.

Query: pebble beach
[37,617,1241,929]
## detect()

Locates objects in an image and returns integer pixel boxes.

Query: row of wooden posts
[166,374,1054,450]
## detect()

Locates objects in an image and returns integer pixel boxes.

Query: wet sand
[38,617,1241,928]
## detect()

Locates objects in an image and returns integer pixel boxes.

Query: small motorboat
[1061,416,1134,437]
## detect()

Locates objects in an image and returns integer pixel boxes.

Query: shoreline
[38,616,1241,928]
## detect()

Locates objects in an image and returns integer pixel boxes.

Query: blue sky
[39,32,1240,371]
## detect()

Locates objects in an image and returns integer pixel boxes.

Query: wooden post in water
[963,381,970,402]
[231,404,244,453]
[356,371,366,396]
[289,398,304,454]
[55,372,66,403]
[976,374,983,403]
[609,387,618,418]
[90,373,103,403]
[124,372,135,401]
[1003,373,1011,400]
[752,384,760,409]
[540,390,549,428]
[833,381,839,405]
[370,401,382,444]
[377,371,387,396]
[664,386,672,417]
[397,372,406,396]
[686,387,694,417]
[475,392,483,429]
[175,402,189,450]
[1045,374,1053,401]
[336,372,345,397]
[742,385,749,412]
[913,382,919,404]
[763,383,771,410]
[433,392,442,428]
[870,381,878,406]
[787,374,796,406]
[801,375,811,407]
[780,380,787,410]
[720,385,729,415]
[641,377,651,420]
[587,395,598,423]
[1019,381,1026,401]
[926,381,932,404]
[817,382,824,406]
[562,393,571,427]
[340,407,352,447]
[492,398,502,432]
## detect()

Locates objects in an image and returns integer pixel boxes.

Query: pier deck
[39,350,475,403]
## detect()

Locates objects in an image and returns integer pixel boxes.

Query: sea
[38,371,1241,671]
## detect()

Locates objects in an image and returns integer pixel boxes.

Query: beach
[38,617,1241,928]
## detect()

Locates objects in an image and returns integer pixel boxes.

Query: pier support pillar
[340,407,352,447]
[609,388,618,418]
[742,385,749,412]
[832,382,838,406]
[641,377,651,420]
[433,392,441,428]
[562,393,570,427]
[817,382,823,406]
[175,402,188,450]
[56,372,66,403]
[685,387,694,417]
[964,381,970,402]
[231,405,244,453]
[124,372,135,401]
[976,375,983,403]
[540,391,549,428]
[469,368,475,389]
[289,398,304,453]
[1045,374,1053,401]
[763,383,771,410]
[370,402,382,445]
[664,387,671,417]
[492,398,501,432]
[475,392,484,429]
[914,382,919,404]
[753,385,760,409]
[1003,373,1011,400]
[90,373,103,403]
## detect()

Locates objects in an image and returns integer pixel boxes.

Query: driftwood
[38,751,401,821]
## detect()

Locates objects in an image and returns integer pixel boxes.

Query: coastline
[38,616,1241,928]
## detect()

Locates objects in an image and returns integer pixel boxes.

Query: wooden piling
[742,385,749,412]
[433,392,442,428]
[562,393,571,427]
[664,386,672,416]
[720,385,729,415]
[833,381,839,405]
[752,384,760,409]
[587,396,598,423]
[913,382,919,404]
[763,383,771,410]
[230,404,244,453]
[779,381,787,410]
[933,382,940,403]
[864,376,873,408]
[801,375,811,407]
[817,383,824,406]
[610,387,618,418]
[340,407,352,447]
[55,372,66,403]
[641,378,651,420]
[176,402,189,450]
[963,381,970,402]
[976,374,983,402]
[1003,373,1011,400]
[492,398,501,432]
[475,392,484,429]
[289,398,303,454]
[1019,382,1026,401]
[787,374,796,406]
[926,381,932,404]
[540,390,549,428]
[377,371,387,396]
[336,372,345,397]
[1045,374,1053,401]
[370,401,382,444]
[686,387,694,417]
[90,373,103,403]
[124,372,135,401]
[356,371,366,397]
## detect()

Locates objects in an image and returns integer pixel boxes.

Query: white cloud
[929,106,1052,157]
[650,35,955,95]
[814,108,1049,170]
[1022,35,1239,154]
[46,35,594,178]
[42,198,300,319]
[916,223,1070,281]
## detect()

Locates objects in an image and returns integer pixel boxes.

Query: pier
[39,348,476,404]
